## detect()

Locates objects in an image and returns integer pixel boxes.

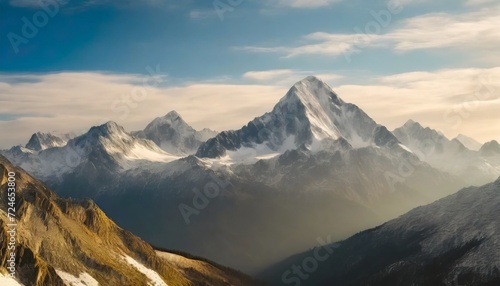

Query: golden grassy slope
[0,155,193,286]
[0,155,259,286]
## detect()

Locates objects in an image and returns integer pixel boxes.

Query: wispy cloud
[337,67,500,142]
[243,69,298,81]
[0,72,287,148]
[465,0,498,6]
[236,33,369,58]
[237,7,500,63]
[5,0,183,9]
[1,68,499,148]
[269,0,343,8]
[388,9,500,52]
[242,69,343,85]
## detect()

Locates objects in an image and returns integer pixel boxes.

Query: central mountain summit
[134,111,217,155]
[196,76,399,159]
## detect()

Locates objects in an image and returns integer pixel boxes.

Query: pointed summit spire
[287,76,344,107]
[164,110,181,119]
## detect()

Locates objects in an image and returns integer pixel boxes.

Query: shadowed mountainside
[0,155,261,286]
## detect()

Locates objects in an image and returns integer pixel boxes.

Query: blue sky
[1,0,499,148]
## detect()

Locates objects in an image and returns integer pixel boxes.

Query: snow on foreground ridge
[55,270,99,286]
[122,255,168,286]
[0,274,24,286]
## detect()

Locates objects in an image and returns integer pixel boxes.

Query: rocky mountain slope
[260,177,500,286]
[0,155,260,286]
[0,76,491,274]
[196,76,408,160]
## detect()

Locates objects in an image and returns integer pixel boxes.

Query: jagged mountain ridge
[25,132,74,152]
[455,134,482,151]
[0,76,489,273]
[260,177,500,286]
[133,111,217,155]
[2,121,180,183]
[0,155,261,286]
[393,120,500,185]
[196,76,406,160]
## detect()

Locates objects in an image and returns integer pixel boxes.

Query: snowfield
[0,274,24,286]
[55,270,99,286]
[122,255,168,286]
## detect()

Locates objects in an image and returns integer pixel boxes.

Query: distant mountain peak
[146,111,192,131]
[397,120,445,140]
[196,77,400,159]
[484,139,499,146]
[455,134,482,151]
[403,119,418,127]
[25,131,72,151]
[88,121,125,138]
[480,140,500,156]
[135,111,216,155]
[165,110,181,118]
[402,119,428,131]
[160,110,186,124]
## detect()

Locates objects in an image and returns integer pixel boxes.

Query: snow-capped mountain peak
[25,131,73,151]
[272,76,345,142]
[196,76,405,160]
[18,121,180,178]
[283,76,344,107]
[134,111,217,155]
[87,121,125,137]
[72,121,133,151]
[148,111,193,131]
